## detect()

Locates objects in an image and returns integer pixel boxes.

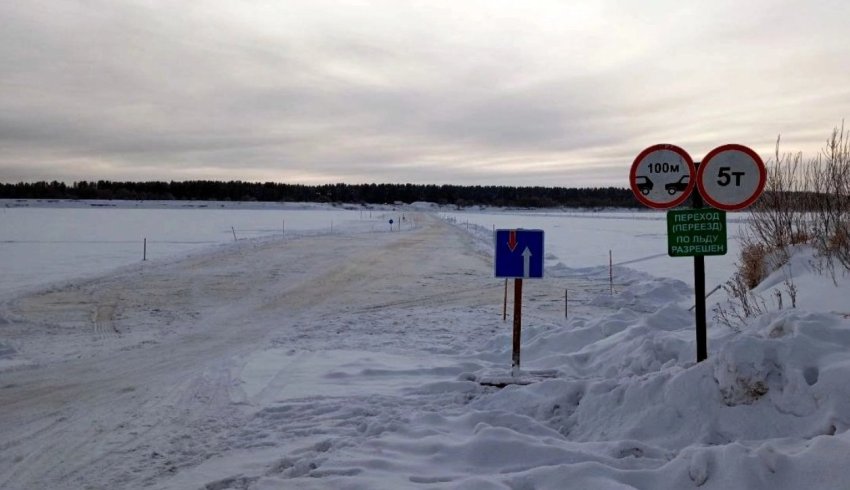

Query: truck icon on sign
[635,176,653,195]
[665,175,689,195]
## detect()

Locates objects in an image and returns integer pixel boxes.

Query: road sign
[667,209,727,257]
[697,144,766,211]
[630,144,696,209]
[494,229,544,279]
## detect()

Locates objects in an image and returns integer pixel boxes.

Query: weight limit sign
[696,144,767,211]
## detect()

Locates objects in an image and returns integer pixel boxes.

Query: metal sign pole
[512,278,523,376]
[693,162,708,362]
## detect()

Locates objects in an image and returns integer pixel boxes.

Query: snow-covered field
[0,200,403,298]
[2,201,850,489]
[443,209,749,290]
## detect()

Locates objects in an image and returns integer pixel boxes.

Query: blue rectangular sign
[494,229,544,279]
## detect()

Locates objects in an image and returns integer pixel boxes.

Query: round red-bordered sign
[697,144,766,211]
[630,144,696,209]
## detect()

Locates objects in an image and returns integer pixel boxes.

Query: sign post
[694,146,765,361]
[512,278,523,376]
[494,229,544,376]
[503,279,508,322]
[691,177,709,362]
[631,143,765,363]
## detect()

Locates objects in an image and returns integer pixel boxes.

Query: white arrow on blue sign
[494,229,544,279]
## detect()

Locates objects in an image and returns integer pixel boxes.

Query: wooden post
[143,238,147,261]
[503,278,508,322]
[565,289,568,319]
[609,250,613,295]
[512,278,523,377]
[282,219,285,237]
[232,226,237,241]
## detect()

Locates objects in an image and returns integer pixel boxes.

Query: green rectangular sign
[667,209,727,257]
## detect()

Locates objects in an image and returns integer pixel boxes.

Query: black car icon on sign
[665,175,689,195]
[635,176,653,195]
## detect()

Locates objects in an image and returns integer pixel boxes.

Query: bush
[741,122,850,288]
[807,122,850,271]
[717,123,849,328]
[746,136,810,252]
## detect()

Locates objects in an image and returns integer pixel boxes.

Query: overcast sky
[2,1,848,187]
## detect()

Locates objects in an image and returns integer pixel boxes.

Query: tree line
[0,180,640,208]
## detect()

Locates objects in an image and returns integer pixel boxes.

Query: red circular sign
[697,144,766,211]
[630,144,696,209]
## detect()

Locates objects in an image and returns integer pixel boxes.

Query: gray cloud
[2,0,849,187]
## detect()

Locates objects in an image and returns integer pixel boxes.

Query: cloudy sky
[1,1,848,186]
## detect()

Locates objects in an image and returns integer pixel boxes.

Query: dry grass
[739,243,768,289]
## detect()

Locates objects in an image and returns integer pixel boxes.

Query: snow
[2,202,850,489]
[0,200,403,298]
[443,209,749,290]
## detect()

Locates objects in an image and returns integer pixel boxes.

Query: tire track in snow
[0,214,497,488]
[0,213,617,489]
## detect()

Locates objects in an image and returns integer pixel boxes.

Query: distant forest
[0,180,640,208]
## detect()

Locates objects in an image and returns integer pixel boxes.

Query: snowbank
[261,241,850,489]
[5,212,850,489]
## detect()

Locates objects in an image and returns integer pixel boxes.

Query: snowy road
[5,210,850,489]
[0,214,573,488]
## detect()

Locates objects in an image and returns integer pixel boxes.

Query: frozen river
[1,200,747,299]
[0,201,396,298]
[444,209,748,290]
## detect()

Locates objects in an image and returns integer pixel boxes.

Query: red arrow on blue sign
[507,230,518,252]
